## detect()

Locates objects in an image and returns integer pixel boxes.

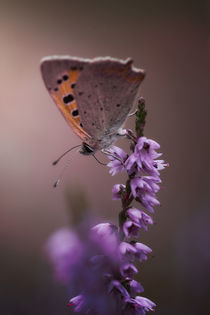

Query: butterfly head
[79,142,95,155]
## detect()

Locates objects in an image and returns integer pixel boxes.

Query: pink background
[0,1,209,314]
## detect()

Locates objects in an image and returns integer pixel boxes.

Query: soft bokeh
[0,1,209,314]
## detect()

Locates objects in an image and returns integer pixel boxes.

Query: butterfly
[40,56,145,155]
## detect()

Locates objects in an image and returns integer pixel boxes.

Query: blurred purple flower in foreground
[45,228,83,285]
[46,99,168,314]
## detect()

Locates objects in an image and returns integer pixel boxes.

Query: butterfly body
[40,56,145,152]
[79,132,121,155]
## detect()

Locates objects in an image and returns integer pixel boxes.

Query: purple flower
[108,280,130,300]
[129,280,144,296]
[119,241,137,261]
[125,153,140,174]
[127,208,153,230]
[141,192,160,213]
[125,137,160,175]
[63,223,151,315]
[123,220,141,238]
[91,223,119,255]
[120,262,138,278]
[135,137,147,151]
[45,228,83,284]
[135,296,156,312]
[91,222,117,236]
[123,297,146,315]
[107,146,128,176]
[135,138,160,156]
[112,184,126,200]
[133,242,152,262]
[143,176,161,193]
[123,295,156,315]
[130,177,153,198]
[154,159,169,171]
[68,294,85,312]
[125,137,163,177]
[130,177,160,212]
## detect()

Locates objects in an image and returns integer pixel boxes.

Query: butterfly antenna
[92,154,107,166]
[53,149,79,188]
[52,144,81,165]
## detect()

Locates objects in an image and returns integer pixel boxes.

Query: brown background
[0,1,209,314]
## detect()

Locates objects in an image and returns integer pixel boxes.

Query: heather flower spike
[46,98,167,314]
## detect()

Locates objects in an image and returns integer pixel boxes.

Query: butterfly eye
[80,143,95,155]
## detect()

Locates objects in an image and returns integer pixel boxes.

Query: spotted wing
[73,57,145,141]
[41,56,145,150]
[40,56,91,143]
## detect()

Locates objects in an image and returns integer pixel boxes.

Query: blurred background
[0,0,209,314]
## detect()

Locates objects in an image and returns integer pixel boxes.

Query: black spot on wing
[72,109,79,117]
[63,94,74,104]
[63,75,69,81]
[57,79,62,84]
[71,83,76,89]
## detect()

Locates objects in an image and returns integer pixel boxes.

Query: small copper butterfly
[40,56,145,155]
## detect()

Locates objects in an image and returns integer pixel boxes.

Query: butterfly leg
[117,128,137,143]
[128,109,138,117]
[92,154,107,166]
[125,129,137,142]
[101,148,125,164]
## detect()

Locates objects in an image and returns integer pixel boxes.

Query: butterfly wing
[40,56,91,143]
[74,57,145,144]
[41,56,145,149]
